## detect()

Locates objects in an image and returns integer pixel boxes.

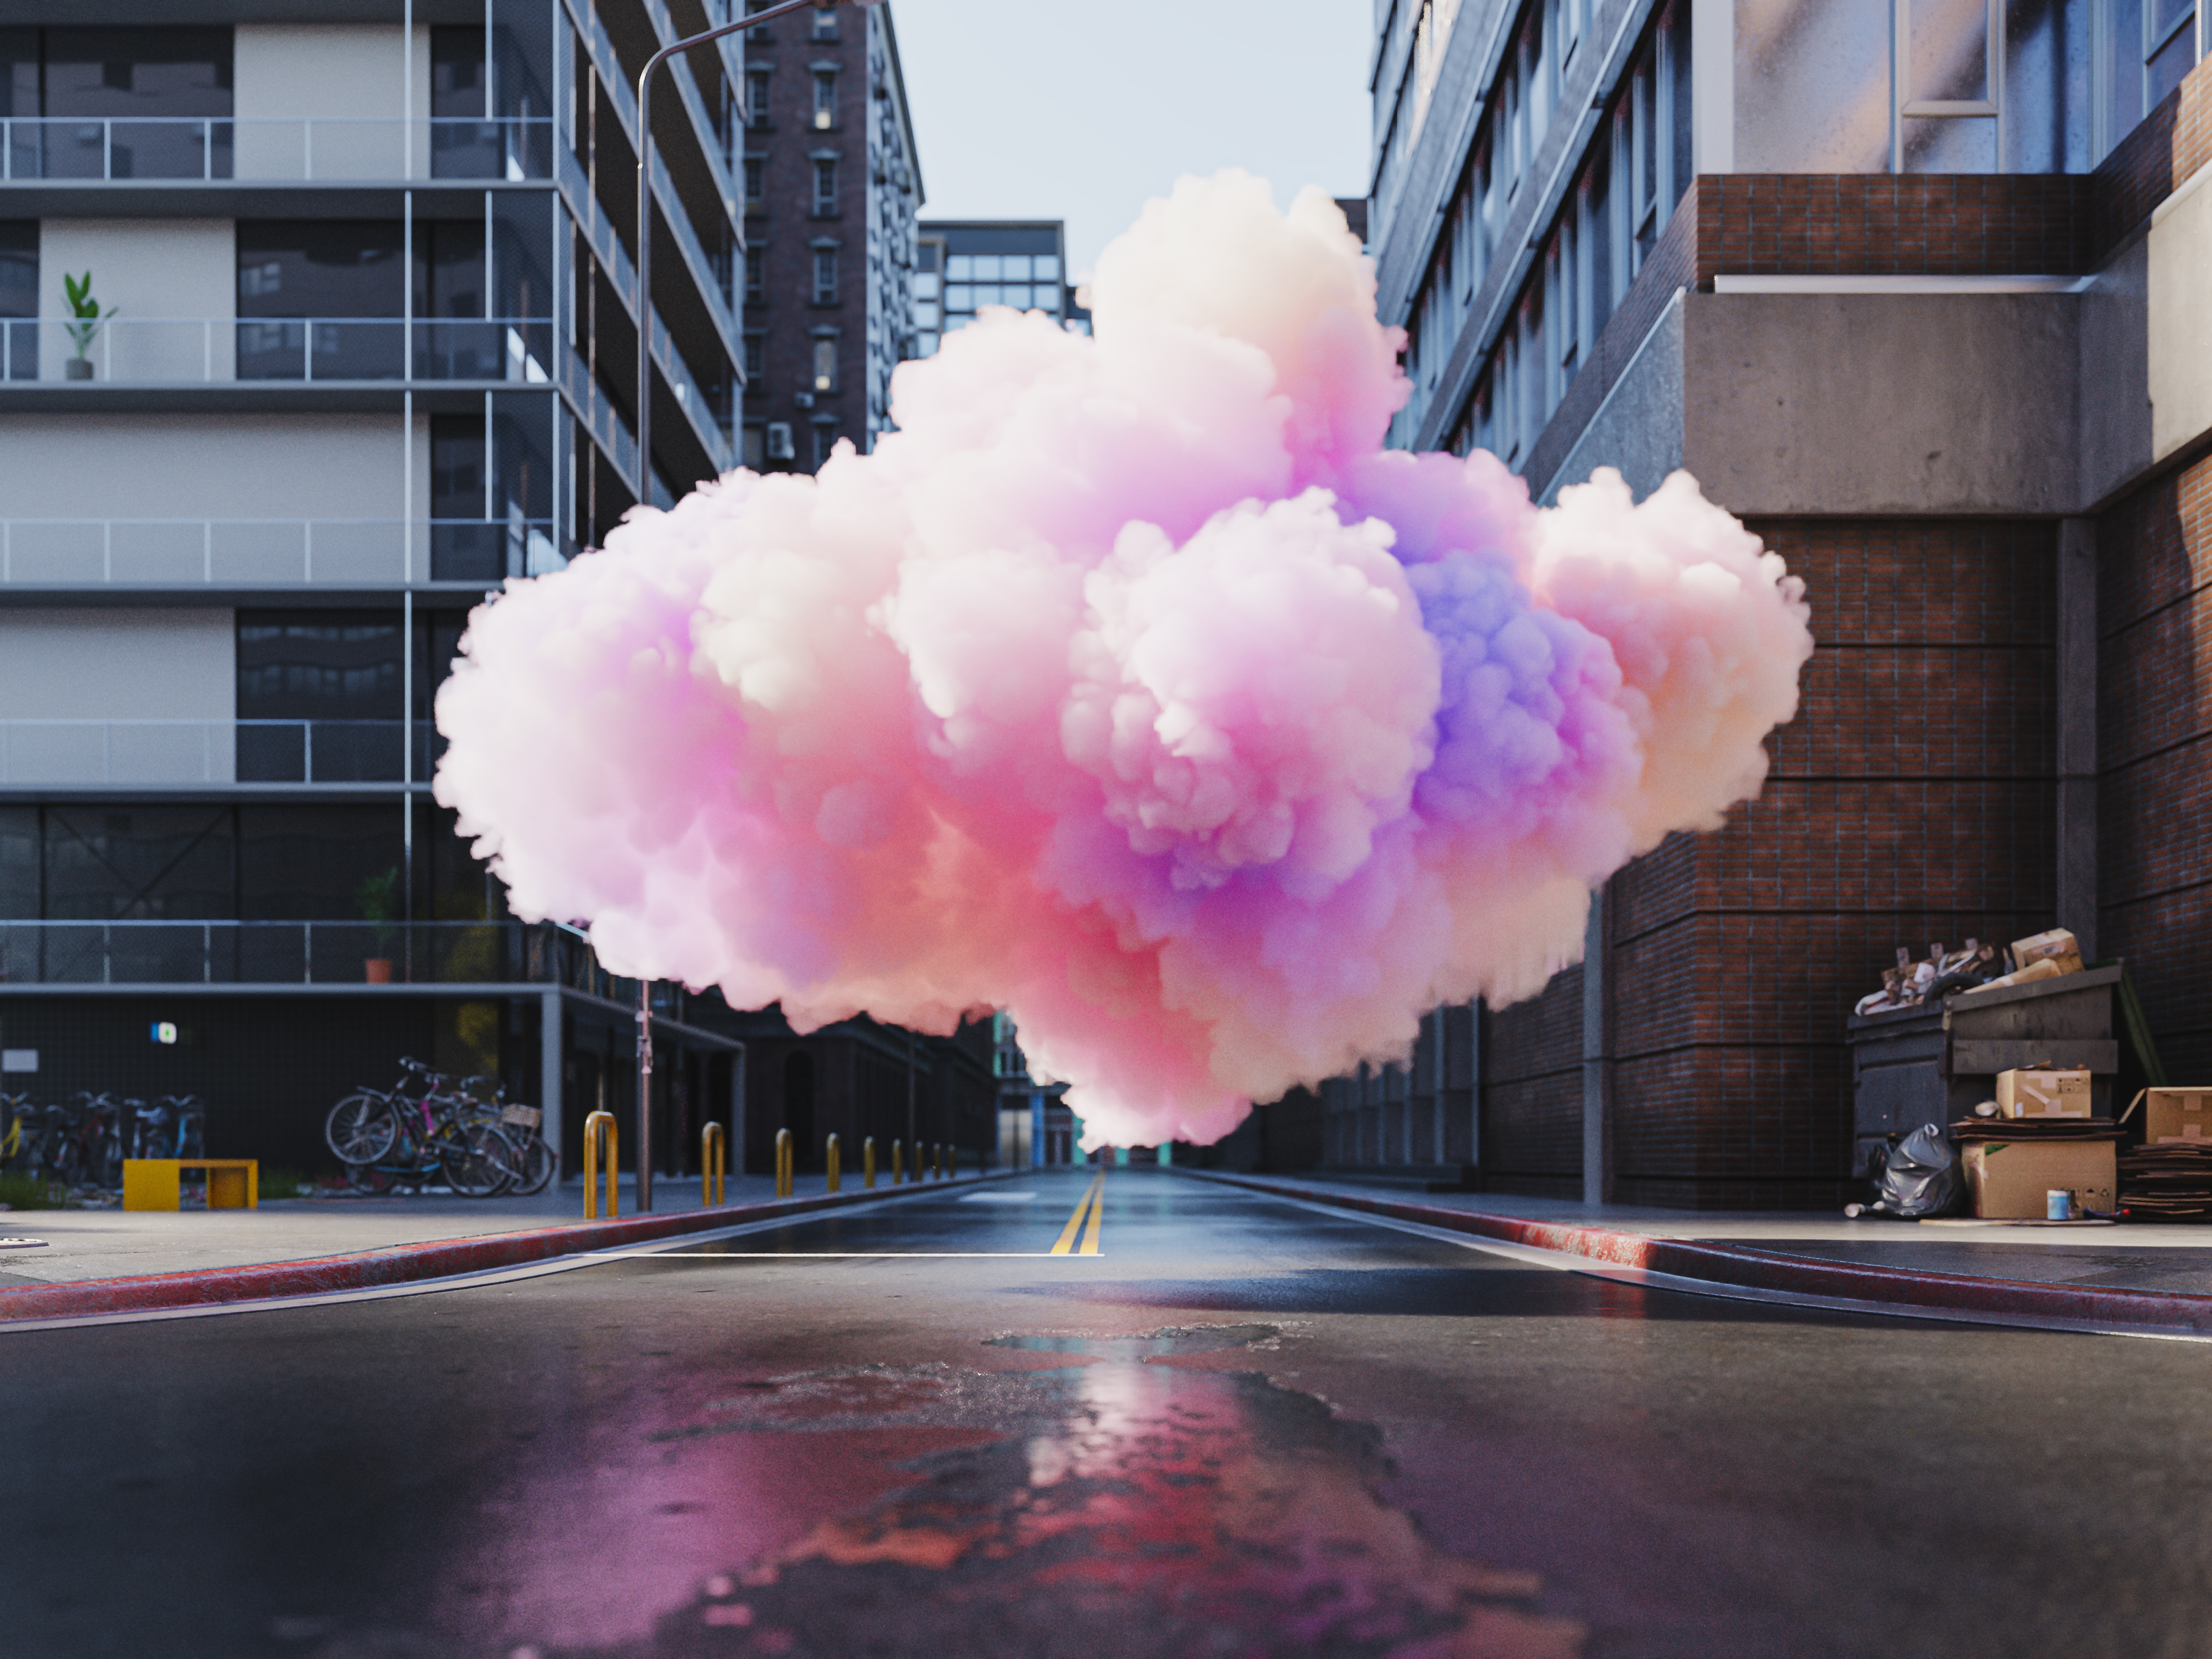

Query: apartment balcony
[0,317,556,386]
[0,116,555,184]
[0,519,561,588]
[0,919,617,993]
[0,719,448,789]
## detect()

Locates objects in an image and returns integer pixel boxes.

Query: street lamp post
[629,0,878,1211]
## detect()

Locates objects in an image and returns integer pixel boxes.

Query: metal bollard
[775,1126,793,1199]
[864,1135,877,1190]
[584,1110,618,1219]
[826,1132,841,1194]
[701,1121,726,1207]
[934,1142,943,1180]
[892,1139,903,1185]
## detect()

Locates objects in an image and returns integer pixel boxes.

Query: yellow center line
[1078,1170,1105,1255]
[1049,1175,1103,1255]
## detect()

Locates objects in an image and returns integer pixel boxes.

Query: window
[812,157,838,215]
[743,331,764,380]
[0,221,31,382]
[238,613,403,721]
[236,221,405,380]
[811,423,838,467]
[813,70,837,129]
[744,424,766,469]
[812,246,838,302]
[8,27,232,179]
[743,154,765,210]
[746,67,773,128]
[745,0,779,40]
[745,246,765,303]
[811,7,840,39]
[812,338,837,391]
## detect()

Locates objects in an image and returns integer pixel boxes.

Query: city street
[9,1168,2209,1658]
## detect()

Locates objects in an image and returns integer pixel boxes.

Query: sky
[888,0,1374,281]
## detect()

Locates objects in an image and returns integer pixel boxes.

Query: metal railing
[0,116,554,182]
[0,518,562,586]
[0,719,446,786]
[5,318,556,385]
[0,919,609,988]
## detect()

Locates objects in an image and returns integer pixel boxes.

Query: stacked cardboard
[1952,1116,2119,1219]
[2119,1089,2212,1217]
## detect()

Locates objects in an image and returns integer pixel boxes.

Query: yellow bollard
[864,1135,876,1189]
[892,1139,903,1185]
[583,1110,618,1219]
[933,1142,943,1180]
[775,1126,793,1199]
[826,1132,841,1194]
[701,1121,726,1207]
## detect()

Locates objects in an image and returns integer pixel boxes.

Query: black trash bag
[1870,1122,1961,1218]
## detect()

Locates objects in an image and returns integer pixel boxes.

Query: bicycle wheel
[511,1135,556,1197]
[344,1160,401,1196]
[439,1121,519,1198]
[326,1093,398,1165]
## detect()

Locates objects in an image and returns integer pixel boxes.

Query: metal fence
[0,721,449,786]
[0,519,562,586]
[0,116,554,182]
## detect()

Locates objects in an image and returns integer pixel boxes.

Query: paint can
[2047,1189,2074,1221]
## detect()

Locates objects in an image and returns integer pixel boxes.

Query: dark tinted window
[237,222,404,319]
[431,27,484,119]
[237,612,403,721]
[42,806,234,921]
[38,27,232,118]
[238,806,404,921]
[0,805,35,918]
[431,414,484,520]
[0,30,33,119]
[415,220,486,319]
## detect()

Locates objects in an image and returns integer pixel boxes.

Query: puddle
[571,1324,1584,1658]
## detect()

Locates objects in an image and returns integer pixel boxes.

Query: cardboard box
[2010,927,2085,978]
[1995,1067,2093,1118]
[1963,1139,2116,1219]
[2141,1088,2212,1145]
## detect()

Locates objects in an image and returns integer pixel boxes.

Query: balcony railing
[0,919,612,989]
[0,720,447,786]
[1,318,556,385]
[0,519,563,586]
[0,116,555,182]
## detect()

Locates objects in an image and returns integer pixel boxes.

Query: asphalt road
[9,1168,2211,1659]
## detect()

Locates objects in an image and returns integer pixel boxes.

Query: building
[739,0,919,470]
[989,1011,1082,1168]
[911,218,1082,360]
[1286,0,2212,1207]
[0,1,761,1182]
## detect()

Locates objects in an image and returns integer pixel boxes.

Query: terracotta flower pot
[364,957,394,984]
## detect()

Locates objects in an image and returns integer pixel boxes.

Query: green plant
[61,270,116,361]
[357,865,401,954]
[0,1172,64,1210]
[258,1167,310,1201]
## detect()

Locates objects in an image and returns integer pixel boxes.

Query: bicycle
[452,1074,555,1197]
[128,1094,206,1161]
[0,1091,33,1173]
[326,1058,520,1197]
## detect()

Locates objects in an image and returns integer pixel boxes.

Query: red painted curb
[0,1173,1009,1324]
[1175,1169,2212,1335]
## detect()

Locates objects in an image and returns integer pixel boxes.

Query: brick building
[739,0,920,471]
[1237,0,2212,1208]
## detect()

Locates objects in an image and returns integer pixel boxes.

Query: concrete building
[738,0,919,470]
[1288,0,2212,1206]
[911,219,1080,359]
[0,1,761,1180]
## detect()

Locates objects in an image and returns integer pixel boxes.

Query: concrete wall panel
[0,414,408,524]
[1538,293,1687,505]
[2148,168,2212,466]
[1681,293,2079,516]
[0,608,235,784]
[2078,234,2153,507]
[233,24,430,181]
[38,220,234,382]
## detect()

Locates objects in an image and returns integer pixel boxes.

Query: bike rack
[701,1120,725,1207]
[826,1132,841,1194]
[583,1109,617,1219]
[863,1134,876,1190]
[775,1126,792,1199]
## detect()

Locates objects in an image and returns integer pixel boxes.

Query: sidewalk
[0,1173,796,1288]
[1178,1168,2212,1338]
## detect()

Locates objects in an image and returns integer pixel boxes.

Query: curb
[1172,1168,2212,1338]
[0,1171,1012,1325]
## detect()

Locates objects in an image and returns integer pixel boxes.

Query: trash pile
[1853,927,2084,1017]
[2117,1089,2212,1217]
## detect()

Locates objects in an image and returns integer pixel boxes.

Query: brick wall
[1595,519,2059,1208]
[2094,53,2212,258]
[1696,175,2097,280]
[2100,451,2212,1084]
[1479,966,1583,1197]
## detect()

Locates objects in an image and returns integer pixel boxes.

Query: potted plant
[61,272,115,382]
[358,865,400,984]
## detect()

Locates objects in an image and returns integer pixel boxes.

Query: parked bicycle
[324,1057,525,1197]
[127,1094,206,1161]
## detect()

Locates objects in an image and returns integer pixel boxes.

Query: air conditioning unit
[765,422,796,461]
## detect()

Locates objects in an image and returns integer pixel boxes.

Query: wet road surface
[10,1168,2212,1658]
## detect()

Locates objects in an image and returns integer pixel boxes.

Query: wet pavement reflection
[580,1324,1582,1659]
